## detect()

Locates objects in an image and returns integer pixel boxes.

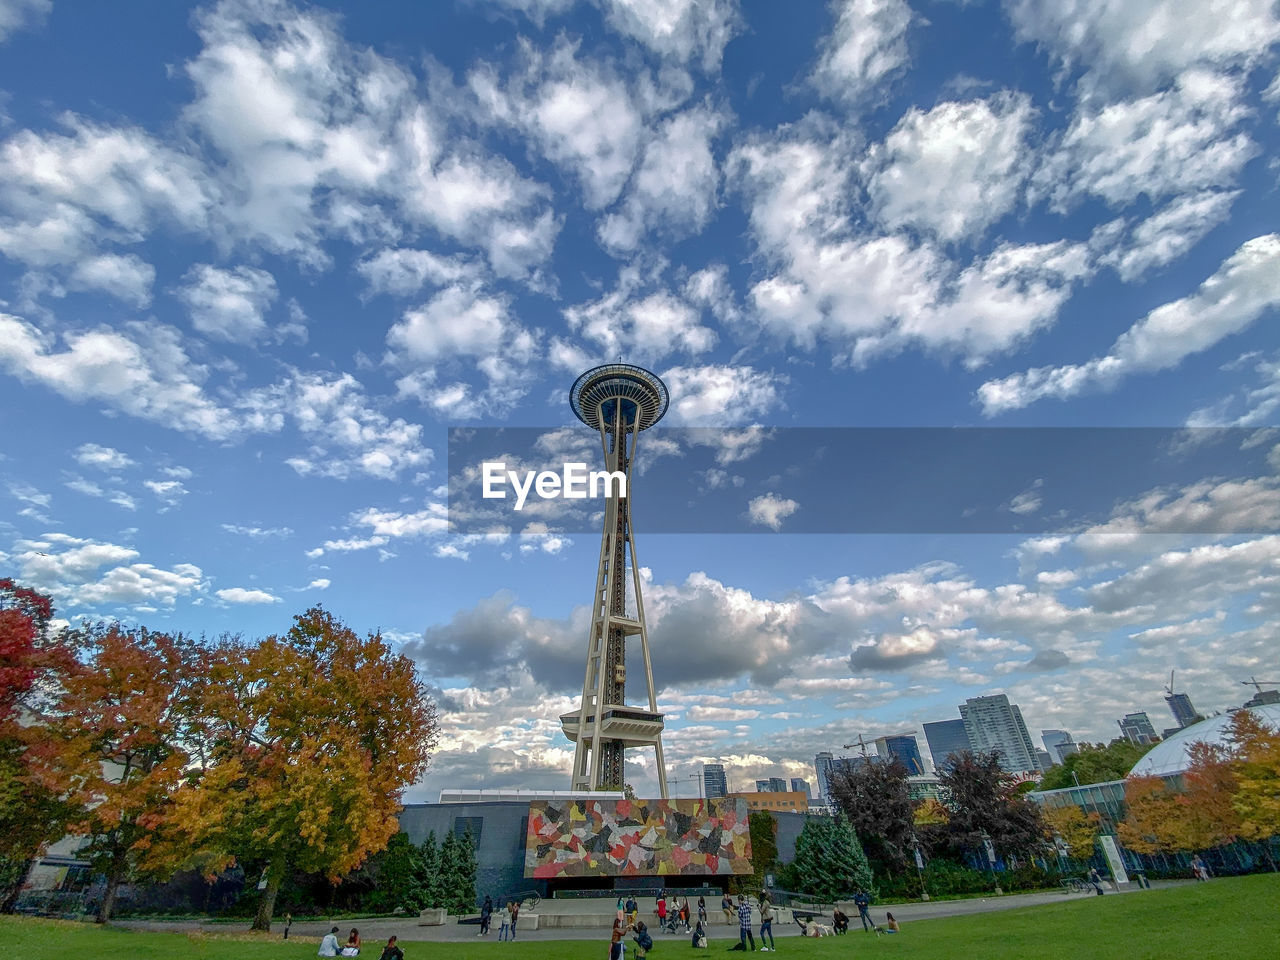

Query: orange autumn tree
[29,624,196,923]
[1173,741,1240,853]
[168,607,438,931]
[1117,775,1182,856]
[1043,804,1102,861]
[1229,709,1280,865]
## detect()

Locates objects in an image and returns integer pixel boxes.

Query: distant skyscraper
[959,694,1039,774]
[1035,749,1053,771]
[1165,692,1199,728]
[1119,712,1158,745]
[703,763,727,799]
[1041,730,1078,765]
[790,777,811,799]
[815,752,834,798]
[923,719,972,772]
[874,734,925,775]
[755,776,787,793]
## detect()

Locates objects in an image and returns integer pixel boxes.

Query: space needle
[560,363,670,798]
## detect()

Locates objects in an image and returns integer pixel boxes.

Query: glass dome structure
[1127,702,1280,779]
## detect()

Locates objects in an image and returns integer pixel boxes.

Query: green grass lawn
[4,874,1278,960]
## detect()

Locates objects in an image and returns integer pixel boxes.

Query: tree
[828,758,914,871]
[419,832,440,908]
[1117,775,1182,855]
[30,624,196,922]
[792,815,873,902]
[167,607,439,930]
[365,833,428,913]
[0,580,73,913]
[1229,709,1280,855]
[1174,741,1240,852]
[1042,805,1101,861]
[1038,740,1155,791]
[939,751,1048,858]
[748,811,778,888]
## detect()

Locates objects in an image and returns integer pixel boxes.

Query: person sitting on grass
[885,913,900,933]
[341,927,361,956]
[692,918,709,948]
[318,926,342,957]
[378,935,404,960]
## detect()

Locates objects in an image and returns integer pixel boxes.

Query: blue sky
[1,0,1278,800]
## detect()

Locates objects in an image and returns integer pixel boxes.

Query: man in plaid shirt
[737,896,756,951]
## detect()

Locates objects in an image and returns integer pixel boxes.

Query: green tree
[792,815,873,902]
[939,751,1048,858]
[455,827,477,913]
[366,833,428,912]
[1038,740,1155,790]
[419,832,440,908]
[748,811,778,888]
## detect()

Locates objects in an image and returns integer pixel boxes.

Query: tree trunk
[250,857,285,931]
[97,872,121,924]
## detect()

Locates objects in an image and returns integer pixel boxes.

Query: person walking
[854,890,872,931]
[737,894,756,951]
[509,898,521,939]
[1191,855,1210,881]
[480,895,493,935]
[759,896,775,951]
[498,900,512,941]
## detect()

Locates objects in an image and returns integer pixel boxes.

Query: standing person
[656,894,667,929]
[737,894,756,951]
[680,897,692,932]
[697,895,707,926]
[626,895,638,926]
[510,898,521,940]
[759,896,775,951]
[378,936,404,960]
[283,913,293,940]
[498,900,511,941]
[721,892,734,924]
[610,914,627,960]
[1088,867,1105,895]
[854,890,872,931]
[318,926,342,957]
[480,895,493,935]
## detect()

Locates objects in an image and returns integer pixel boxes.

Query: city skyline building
[702,763,727,800]
[1165,691,1200,728]
[874,734,925,775]
[959,694,1039,774]
[1041,729,1079,765]
[790,777,811,800]
[560,364,670,797]
[755,776,788,793]
[1119,711,1159,745]
[923,718,972,772]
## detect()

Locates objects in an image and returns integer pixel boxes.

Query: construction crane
[842,730,917,755]
[1240,677,1280,694]
[1165,670,1177,696]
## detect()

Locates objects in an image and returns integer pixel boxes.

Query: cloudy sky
[1,0,1279,801]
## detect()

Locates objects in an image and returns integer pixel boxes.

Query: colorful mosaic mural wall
[524,797,752,878]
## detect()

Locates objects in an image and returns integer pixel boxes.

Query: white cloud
[661,365,786,424]
[978,234,1280,414]
[1035,71,1255,212]
[747,492,799,530]
[598,0,741,71]
[0,113,213,267]
[387,285,512,362]
[1100,190,1239,282]
[74,443,135,471]
[305,578,331,590]
[0,315,238,440]
[357,248,482,297]
[216,586,282,604]
[597,101,727,253]
[144,479,188,506]
[178,264,278,343]
[1006,0,1280,95]
[14,532,203,610]
[866,92,1036,243]
[68,254,156,307]
[565,269,717,362]
[306,503,449,557]
[468,37,650,209]
[811,0,913,109]
[221,523,293,538]
[0,0,50,42]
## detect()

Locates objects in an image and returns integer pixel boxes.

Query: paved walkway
[116,881,1189,944]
